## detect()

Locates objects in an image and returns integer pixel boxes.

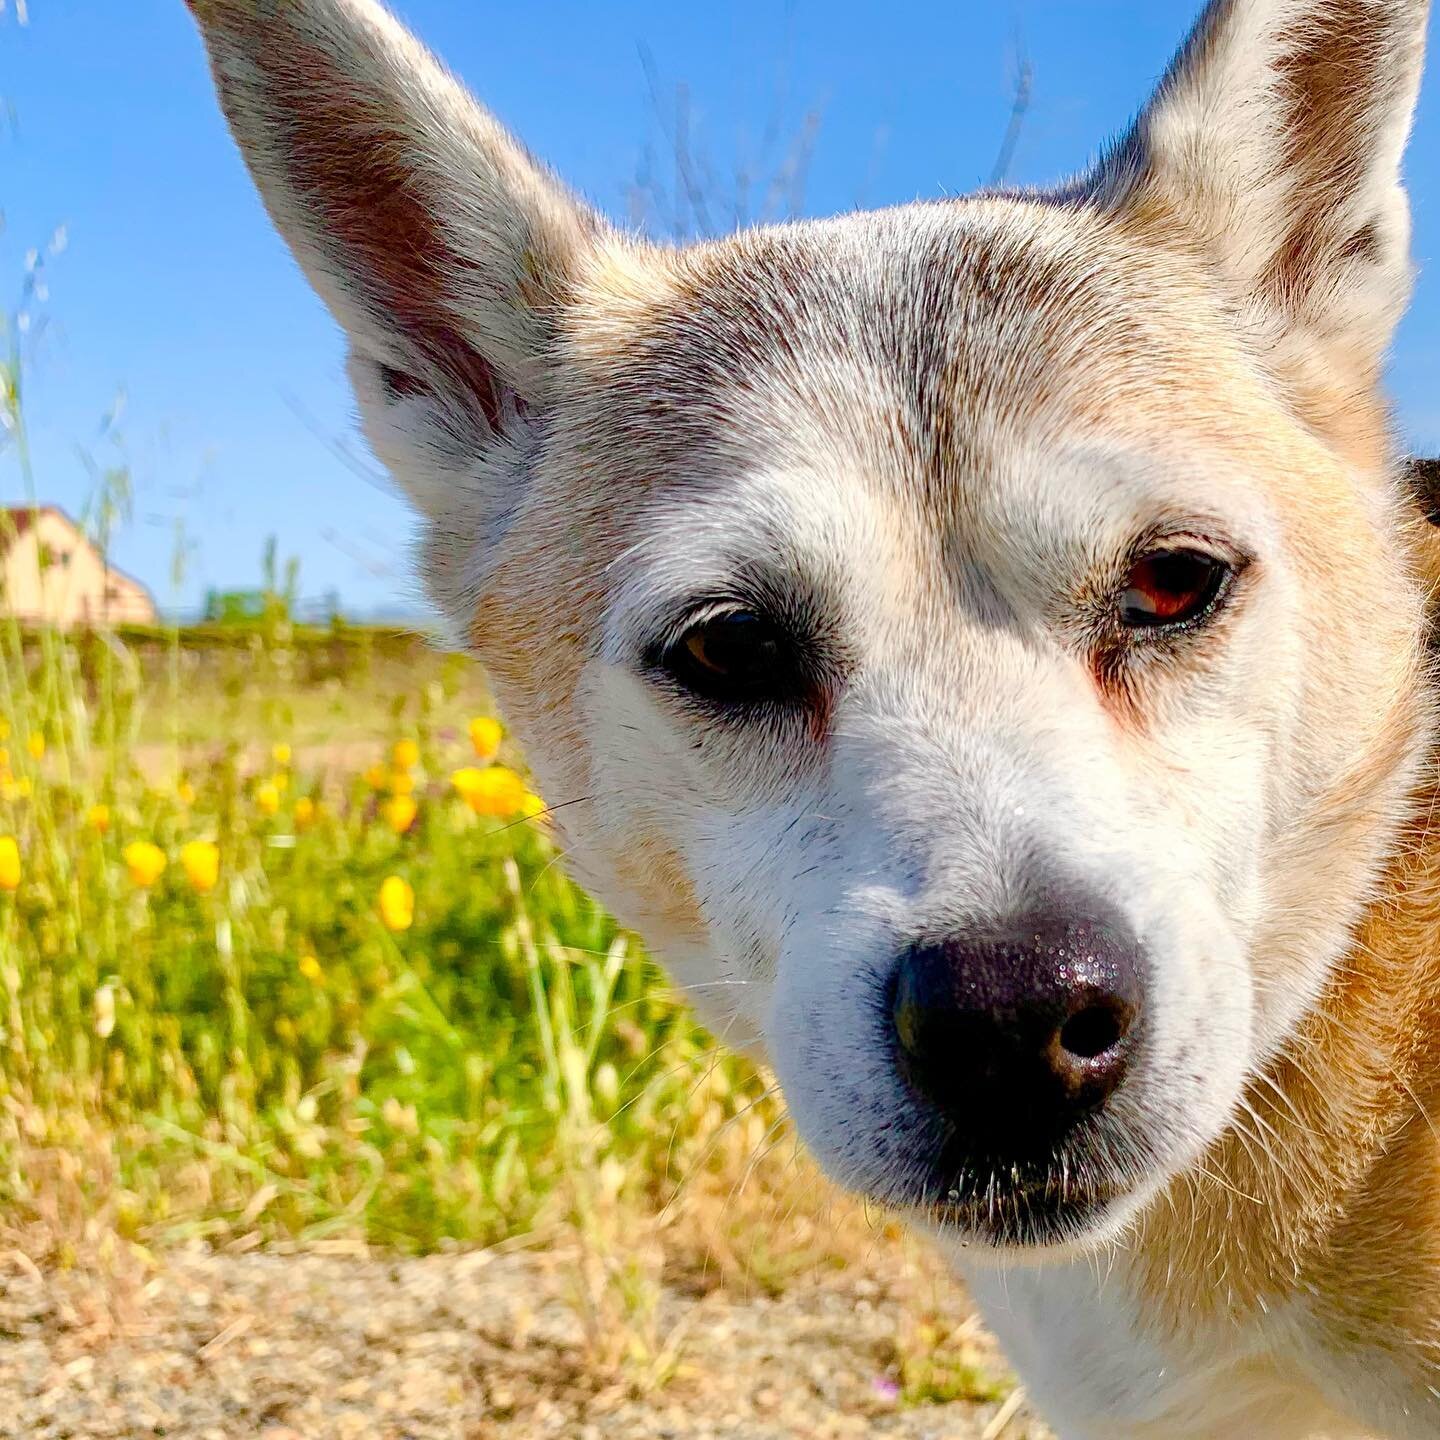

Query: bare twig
[633,22,820,241]
[988,38,1034,187]
[637,44,715,239]
[981,1385,1029,1440]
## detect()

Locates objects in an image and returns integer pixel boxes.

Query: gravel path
[0,1242,1051,1439]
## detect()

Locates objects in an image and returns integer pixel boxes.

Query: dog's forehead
[569,197,1237,517]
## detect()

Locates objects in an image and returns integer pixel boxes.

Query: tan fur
[1134,703,1438,1317]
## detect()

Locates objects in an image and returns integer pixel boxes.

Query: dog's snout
[890,900,1144,1155]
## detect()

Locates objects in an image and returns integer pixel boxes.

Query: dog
[188,0,1440,1434]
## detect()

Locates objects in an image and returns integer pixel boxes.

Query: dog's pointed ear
[187,0,605,522]
[1094,0,1429,389]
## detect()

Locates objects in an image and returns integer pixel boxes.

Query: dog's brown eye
[663,608,797,704]
[1120,548,1229,629]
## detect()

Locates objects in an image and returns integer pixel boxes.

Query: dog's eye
[661,608,799,704]
[1120,548,1230,629]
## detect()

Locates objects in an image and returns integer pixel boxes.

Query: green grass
[0,633,775,1255]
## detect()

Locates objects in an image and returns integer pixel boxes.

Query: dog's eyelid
[670,596,763,638]
[619,556,846,667]
[634,594,774,667]
[1129,524,1251,570]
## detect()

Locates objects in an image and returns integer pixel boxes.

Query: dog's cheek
[564,670,716,941]
[1158,906,1257,1151]
[537,661,793,1043]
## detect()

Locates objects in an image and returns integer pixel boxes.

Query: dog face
[191,0,1432,1250]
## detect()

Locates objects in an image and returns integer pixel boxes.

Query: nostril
[1058,1000,1131,1061]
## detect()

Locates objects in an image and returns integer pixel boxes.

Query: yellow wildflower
[519,790,547,821]
[298,954,323,983]
[272,742,293,767]
[123,840,167,888]
[26,732,45,762]
[378,875,415,933]
[363,763,388,790]
[86,804,111,835]
[0,836,20,891]
[272,770,290,794]
[0,719,8,741]
[468,716,503,762]
[450,767,484,799]
[2,778,32,802]
[293,796,317,830]
[388,769,416,797]
[255,781,281,816]
[383,794,419,835]
[177,780,197,807]
[451,764,527,818]
[392,738,421,771]
[179,840,220,894]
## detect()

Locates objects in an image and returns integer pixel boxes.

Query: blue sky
[3,1,1439,616]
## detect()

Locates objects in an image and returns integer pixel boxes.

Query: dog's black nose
[890,899,1143,1155]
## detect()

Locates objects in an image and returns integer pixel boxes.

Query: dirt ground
[0,1242,1052,1440]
